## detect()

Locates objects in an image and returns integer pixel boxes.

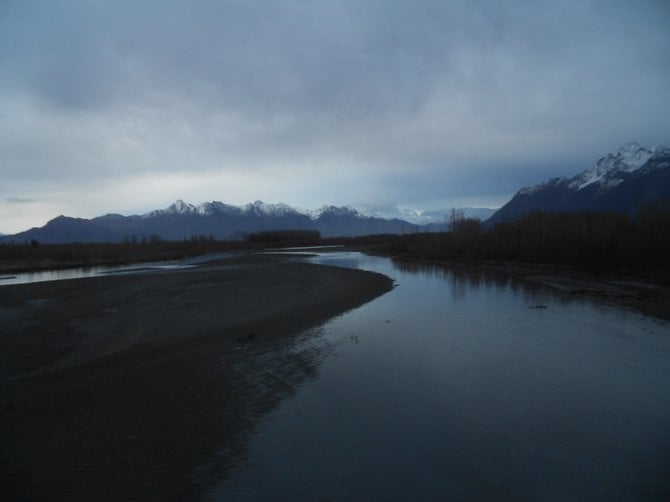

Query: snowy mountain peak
[143,200,198,217]
[519,141,670,195]
[244,200,299,216]
[516,143,667,195]
[200,201,242,215]
[168,199,198,214]
[596,141,653,173]
[314,205,364,219]
[488,141,670,225]
[149,199,300,217]
[572,142,658,190]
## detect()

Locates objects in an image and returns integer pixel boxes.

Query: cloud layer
[1,0,669,232]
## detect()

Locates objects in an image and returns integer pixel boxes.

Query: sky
[1,0,669,234]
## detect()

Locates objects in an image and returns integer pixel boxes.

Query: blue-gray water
[208,252,670,500]
[0,252,241,286]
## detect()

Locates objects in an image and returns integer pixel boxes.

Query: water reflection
[211,252,670,500]
[391,257,600,313]
[393,259,526,295]
[0,252,242,286]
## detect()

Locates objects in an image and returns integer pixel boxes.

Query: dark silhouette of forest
[245,229,321,244]
[338,208,670,282]
[0,230,324,273]
[0,235,243,272]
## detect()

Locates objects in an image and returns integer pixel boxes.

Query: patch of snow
[170,199,197,214]
[244,200,299,216]
[572,142,655,190]
[199,201,242,215]
[519,178,565,196]
[312,205,364,219]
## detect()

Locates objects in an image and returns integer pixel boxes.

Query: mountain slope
[488,142,670,225]
[312,206,416,236]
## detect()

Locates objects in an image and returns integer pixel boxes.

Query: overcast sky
[1,0,669,233]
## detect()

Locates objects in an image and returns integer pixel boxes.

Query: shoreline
[0,254,393,500]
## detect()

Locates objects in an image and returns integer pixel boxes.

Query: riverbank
[0,254,393,500]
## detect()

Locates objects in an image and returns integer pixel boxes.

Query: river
[207,251,670,499]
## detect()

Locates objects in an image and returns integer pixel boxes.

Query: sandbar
[0,254,393,500]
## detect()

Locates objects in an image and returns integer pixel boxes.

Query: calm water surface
[209,252,670,500]
[0,252,241,286]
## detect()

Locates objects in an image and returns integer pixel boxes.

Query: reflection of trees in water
[391,260,491,302]
[392,259,514,291]
[391,260,452,281]
[391,259,578,308]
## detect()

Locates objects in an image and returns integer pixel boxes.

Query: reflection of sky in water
[210,252,670,500]
[0,251,243,286]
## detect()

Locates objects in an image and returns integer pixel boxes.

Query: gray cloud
[1,0,669,232]
[6,197,37,204]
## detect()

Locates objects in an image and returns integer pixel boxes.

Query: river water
[0,252,241,286]
[208,252,670,500]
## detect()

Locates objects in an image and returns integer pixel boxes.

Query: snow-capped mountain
[488,142,670,225]
[148,200,371,221]
[568,142,658,191]
[1,200,420,244]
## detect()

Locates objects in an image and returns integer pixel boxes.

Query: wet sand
[0,255,393,500]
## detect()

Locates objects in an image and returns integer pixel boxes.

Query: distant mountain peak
[168,199,198,214]
[315,205,364,217]
[244,200,299,217]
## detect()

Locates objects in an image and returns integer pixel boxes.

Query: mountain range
[0,201,424,244]
[488,142,670,225]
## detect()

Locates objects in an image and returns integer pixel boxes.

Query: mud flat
[0,254,393,500]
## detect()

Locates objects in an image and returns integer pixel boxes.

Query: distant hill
[0,200,419,244]
[365,206,496,228]
[414,207,496,224]
[488,142,670,225]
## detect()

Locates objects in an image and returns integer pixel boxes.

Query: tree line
[245,229,321,244]
[348,208,670,281]
[0,231,322,272]
[0,236,242,272]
